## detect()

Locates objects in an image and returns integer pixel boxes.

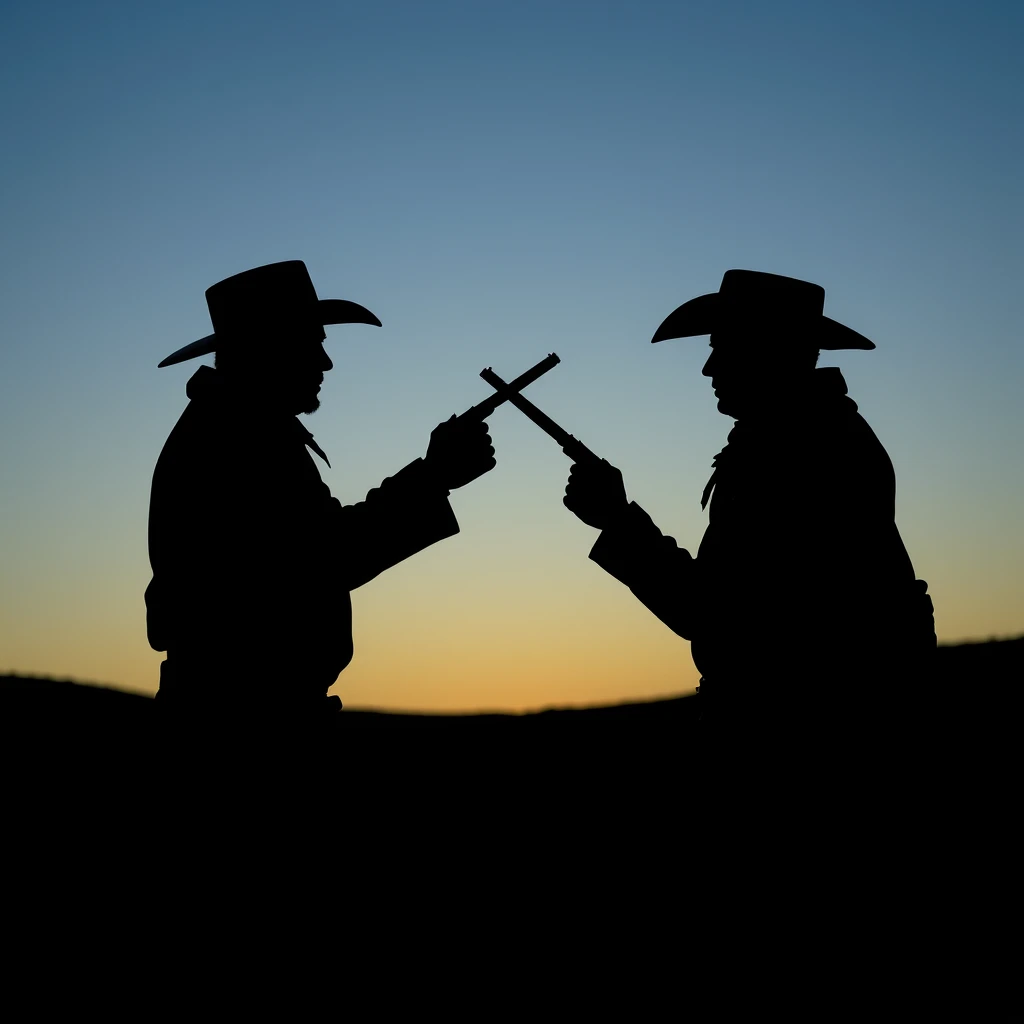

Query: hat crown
[205,260,322,339]
[718,270,825,319]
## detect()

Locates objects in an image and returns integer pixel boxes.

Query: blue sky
[1,0,1021,708]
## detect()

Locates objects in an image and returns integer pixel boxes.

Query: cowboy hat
[650,270,874,350]
[158,260,381,368]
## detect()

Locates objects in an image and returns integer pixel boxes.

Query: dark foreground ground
[1,636,1018,798]
[2,639,1017,1009]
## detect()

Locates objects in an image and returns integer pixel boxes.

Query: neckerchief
[293,420,331,468]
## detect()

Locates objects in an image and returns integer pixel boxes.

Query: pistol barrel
[461,352,560,422]
[479,366,599,464]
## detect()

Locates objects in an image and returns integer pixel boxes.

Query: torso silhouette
[146,365,458,715]
[590,368,935,725]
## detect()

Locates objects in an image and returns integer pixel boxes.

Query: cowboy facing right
[563,270,936,740]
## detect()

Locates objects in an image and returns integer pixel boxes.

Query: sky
[1,0,1021,711]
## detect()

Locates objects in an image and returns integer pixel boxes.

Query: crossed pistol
[459,354,599,465]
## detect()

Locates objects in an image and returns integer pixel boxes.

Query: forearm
[337,459,460,589]
[589,502,699,638]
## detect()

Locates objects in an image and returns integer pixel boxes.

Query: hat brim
[650,293,718,342]
[650,293,875,350]
[158,298,382,368]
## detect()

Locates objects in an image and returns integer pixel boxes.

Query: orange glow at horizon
[3,505,1018,712]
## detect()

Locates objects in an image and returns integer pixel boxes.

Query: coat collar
[185,365,331,467]
[700,368,857,510]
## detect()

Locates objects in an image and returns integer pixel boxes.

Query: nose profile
[702,349,718,377]
[319,344,333,372]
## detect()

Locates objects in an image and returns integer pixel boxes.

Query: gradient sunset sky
[2,0,1021,710]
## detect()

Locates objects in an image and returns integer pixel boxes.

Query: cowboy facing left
[145,260,495,720]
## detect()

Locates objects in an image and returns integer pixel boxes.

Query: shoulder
[836,410,896,480]
[809,409,897,518]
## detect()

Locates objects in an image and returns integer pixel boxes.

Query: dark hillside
[2,635,1019,730]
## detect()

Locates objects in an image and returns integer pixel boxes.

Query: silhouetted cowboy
[146,261,495,722]
[563,271,935,739]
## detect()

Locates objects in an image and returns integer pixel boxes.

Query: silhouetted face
[274,329,333,415]
[703,330,816,418]
[221,327,333,415]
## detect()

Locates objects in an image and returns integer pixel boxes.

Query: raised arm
[564,460,699,639]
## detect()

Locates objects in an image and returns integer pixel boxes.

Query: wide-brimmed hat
[650,270,874,350]
[158,260,382,367]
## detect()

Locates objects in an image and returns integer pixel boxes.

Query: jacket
[589,369,935,713]
[145,366,459,710]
